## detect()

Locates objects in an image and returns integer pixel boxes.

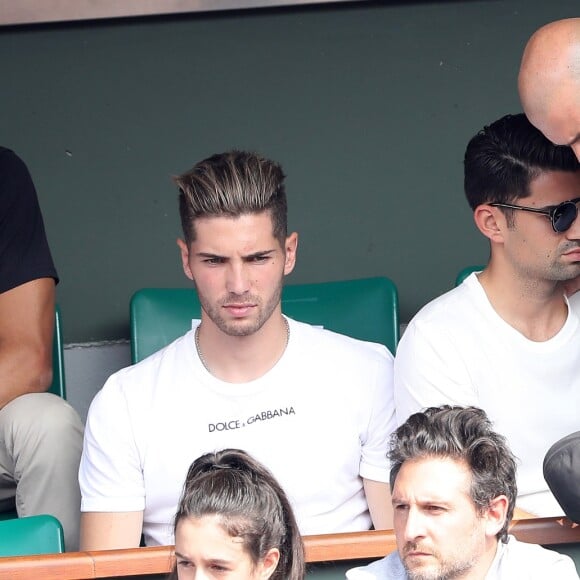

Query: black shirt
[0,147,58,294]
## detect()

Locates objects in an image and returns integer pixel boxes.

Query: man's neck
[477,264,568,342]
[195,312,289,383]
[467,540,501,580]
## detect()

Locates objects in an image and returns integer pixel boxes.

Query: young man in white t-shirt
[395,114,580,517]
[79,150,396,549]
[347,406,579,580]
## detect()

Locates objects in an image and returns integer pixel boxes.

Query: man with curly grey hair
[347,406,579,579]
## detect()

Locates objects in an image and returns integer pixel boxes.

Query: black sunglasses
[490,197,580,233]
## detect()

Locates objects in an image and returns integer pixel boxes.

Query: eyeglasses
[489,197,580,233]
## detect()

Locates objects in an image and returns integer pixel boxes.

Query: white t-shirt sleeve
[394,317,479,426]
[359,346,396,483]
[79,373,145,512]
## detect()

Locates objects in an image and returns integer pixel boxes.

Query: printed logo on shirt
[208,406,295,433]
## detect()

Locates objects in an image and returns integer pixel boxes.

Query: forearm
[80,511,144,550]
[363,479,393,530]
[0,342,52,408]
[0,278,55,409]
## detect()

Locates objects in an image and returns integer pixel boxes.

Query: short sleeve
[359,345,396,482]
[0,147,57,293]
[79,374,145,512]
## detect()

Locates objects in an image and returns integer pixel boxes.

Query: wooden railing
[0,517,578,579]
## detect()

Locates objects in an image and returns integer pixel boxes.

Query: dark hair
[175,150,288,246]
[172,449,305,580]
[389,406,517,543]
[464,114,579,225]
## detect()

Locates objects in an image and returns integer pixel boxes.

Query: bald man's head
[518,18,580,160]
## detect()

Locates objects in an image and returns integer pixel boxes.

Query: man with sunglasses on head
[395,113,580,518]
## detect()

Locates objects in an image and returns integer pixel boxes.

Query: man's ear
[177,238,194,281]
[484,495,509,538]
[473,205,507,244]
[283,232,298,276]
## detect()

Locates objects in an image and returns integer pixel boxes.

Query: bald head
[518,18,580,160]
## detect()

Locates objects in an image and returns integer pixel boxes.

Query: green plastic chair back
[49,305,66,399]
[455,265,485,287]
[130,276,399,363]
[0,514,64,556]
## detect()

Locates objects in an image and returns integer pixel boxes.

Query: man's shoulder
[0,146,18,167]
[0,147,30,189]
[346,552,405,580]
[100,330,195,396]
[498,536,579,576]
[401,276,481,343]
[288,317,393,362]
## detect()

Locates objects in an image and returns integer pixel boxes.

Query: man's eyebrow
[194,249,277,259]
[243,249,277,259]
[196,252,225,259]
[391,494,408,504]
[391,495,452,506]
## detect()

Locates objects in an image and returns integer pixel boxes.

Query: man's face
[392,457,493,580]
[498,170,580,283]
[178,211,297,337]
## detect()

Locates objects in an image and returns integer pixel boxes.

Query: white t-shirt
[346,536,579,579]
[80,317,395,546]
[394,273,580,516]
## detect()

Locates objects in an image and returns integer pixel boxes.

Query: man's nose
[402,508,426,543]
[226,263,251,295]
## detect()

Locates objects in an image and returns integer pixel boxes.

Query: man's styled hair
[464,113,579,221]
[175,150,288,246]
[173,448,305,580]
[389,406,517,543]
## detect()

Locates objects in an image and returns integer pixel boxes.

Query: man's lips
[223,304,256,316]
[562,248,580,259]
[403,545,433,560]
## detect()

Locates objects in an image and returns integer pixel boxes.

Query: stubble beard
[515,242,580,284]
[403,543,476,580]
[197,280,284,337]
[544,242,580,281]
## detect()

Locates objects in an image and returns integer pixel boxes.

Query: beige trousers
[0,393,84,551]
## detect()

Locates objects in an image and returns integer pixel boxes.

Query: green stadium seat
[0,514,64,557]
